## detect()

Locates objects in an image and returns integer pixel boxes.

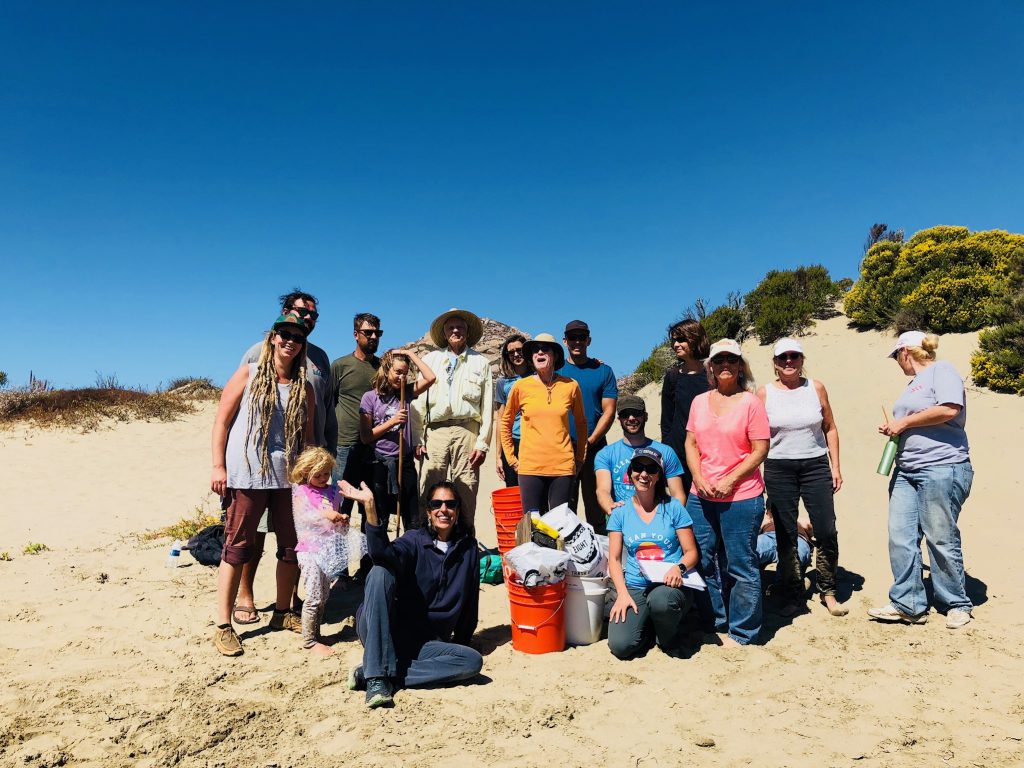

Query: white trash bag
[540,504,607,577]
[505,542,572,587]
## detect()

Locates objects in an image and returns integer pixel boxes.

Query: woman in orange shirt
[501,333,587,513]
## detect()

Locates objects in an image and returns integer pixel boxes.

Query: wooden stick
[397,380,405,536]
[881,405,890,425]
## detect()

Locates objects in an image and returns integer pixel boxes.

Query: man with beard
[595,394,688,518]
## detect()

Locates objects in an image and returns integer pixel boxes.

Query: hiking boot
[269,610,303,633]
[946,609,972,629]
[365,677,393,709]
[214,626,243,657]
[348,665,366,691]
[867,604,928,625]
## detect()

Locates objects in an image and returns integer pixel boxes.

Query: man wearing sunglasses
[235,289,337,625]
[330,313,383,510]
[596,395,688,517]
[558,319,618,534]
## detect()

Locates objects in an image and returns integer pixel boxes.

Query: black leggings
[369,456,420,532]
[518,474,574,513]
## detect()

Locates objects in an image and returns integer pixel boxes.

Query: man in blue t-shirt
[558,319,618,533]
[595,395,687,517]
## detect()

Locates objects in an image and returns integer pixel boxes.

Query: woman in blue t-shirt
[606,447,699,659]
[869,332,974,630]
[494,334,531,487]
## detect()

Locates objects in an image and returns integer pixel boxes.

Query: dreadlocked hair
[372,350,412,396]
[244,333,309,479]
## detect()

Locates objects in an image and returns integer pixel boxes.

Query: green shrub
[971,246,1024,394]
[744,265,843,344]
[0,371,7,388]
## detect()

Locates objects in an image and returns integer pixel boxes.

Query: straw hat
[523,333,565,370]
[429,308,484,348]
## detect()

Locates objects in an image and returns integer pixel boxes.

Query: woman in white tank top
[756,338,845,617]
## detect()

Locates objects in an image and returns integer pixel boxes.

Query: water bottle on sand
[166,539,183,568]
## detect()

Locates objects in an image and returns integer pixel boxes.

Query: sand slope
[2,315,1022,767]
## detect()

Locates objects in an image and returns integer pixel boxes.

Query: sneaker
[348,665,366,691]
[213,626,243,657]
[946,609,972,629]
[867,604,928,624]
[365,677,394,709]
[269,610,303,633]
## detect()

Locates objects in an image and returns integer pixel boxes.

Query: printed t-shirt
[607,498,693,590]
[360,384,415,458]
[495,375,522,439]
[893,361,969,470]
[558,359,618,440]
[594,438,684,503]
[686,391,770,502]
[500,376,587,476]
[331,354,380,447]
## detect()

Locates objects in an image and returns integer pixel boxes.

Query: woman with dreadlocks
[210,313,315,656]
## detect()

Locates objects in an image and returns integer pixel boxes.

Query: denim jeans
[356,566,483,688]
[686,494,764,645]
[763,455,840,597]
[887,461,973,616]
[756,531,811,570]
[607,584,692,660]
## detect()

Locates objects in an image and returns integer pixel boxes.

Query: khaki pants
[419,420,481,531]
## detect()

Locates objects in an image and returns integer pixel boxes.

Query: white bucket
[564,575,608,645]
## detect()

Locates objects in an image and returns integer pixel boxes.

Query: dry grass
[140,502,221,542]
[0,378,221,432]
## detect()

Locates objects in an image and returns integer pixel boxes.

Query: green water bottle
[876,436,898,476]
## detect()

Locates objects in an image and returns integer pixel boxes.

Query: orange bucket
[506,580,566,654]
[492,487,524,556]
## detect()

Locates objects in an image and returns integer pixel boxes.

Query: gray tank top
[764,378,828,460]
[226,364,294,489]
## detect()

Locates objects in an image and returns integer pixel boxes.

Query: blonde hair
[904,334,940,363]
[289,446,336,485]
[706,358,756,392]
[372,350,411,396]
[245,333,309,479]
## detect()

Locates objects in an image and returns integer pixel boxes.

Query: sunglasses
[671,335,688,343]
[565,333,588,342]
[619,409,645,420]
[358,329,384,337]
[711,354,740,365]
[629,461,661,475]
[289,307,319,321]
[775,352,803,363]
[506,347,525,357]
[428,498,460,510]
[276,330,307,343]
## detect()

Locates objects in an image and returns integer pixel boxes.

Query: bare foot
[718,634,742,648]
[307,642,334,657]
[822,595,849,616]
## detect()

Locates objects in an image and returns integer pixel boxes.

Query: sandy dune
[1,314,1022,767]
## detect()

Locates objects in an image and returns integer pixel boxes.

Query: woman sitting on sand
[210,313,314,657]
[756,338,846,617]
[494,334,531,487]
[684,339,770,646]
[499,333,587,513]
[343,480,483,709]
[869,332,974,629]
[607,447,699,660]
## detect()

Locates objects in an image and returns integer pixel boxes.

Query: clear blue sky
[4,2,1023,388]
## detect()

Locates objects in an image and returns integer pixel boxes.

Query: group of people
[208,290,976,706]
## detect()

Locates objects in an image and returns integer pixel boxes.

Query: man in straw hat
[412,309,493,531]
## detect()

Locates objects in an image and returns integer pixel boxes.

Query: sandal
[232,604,260,625]
[214,625,243,657]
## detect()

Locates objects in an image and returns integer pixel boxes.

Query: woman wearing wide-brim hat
[500,333,587,513]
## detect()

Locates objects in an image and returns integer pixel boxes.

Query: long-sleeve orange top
[500,375,588,476]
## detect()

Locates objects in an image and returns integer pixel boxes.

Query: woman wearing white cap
[756,338,845,617]
[868,331,974,629]
[684,339,770,646]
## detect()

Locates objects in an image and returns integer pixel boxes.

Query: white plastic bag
[540,504,607,576]
[505,542,572,587]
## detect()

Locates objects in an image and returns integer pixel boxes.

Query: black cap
[564,320,589,334]
[617,395,647,415]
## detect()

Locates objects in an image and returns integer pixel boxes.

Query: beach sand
[2,314,1022,767]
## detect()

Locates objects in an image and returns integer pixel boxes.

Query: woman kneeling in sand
[342,480,483,708]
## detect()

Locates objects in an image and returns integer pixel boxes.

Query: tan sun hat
[429,308,484,348]
[707,338,743,360]
[523,333,565,369]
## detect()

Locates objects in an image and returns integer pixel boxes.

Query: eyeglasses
[428,498,460,510]
[565,333,588,342]
[711,354,740,365]
[775,353,803,363]
[358,329,384,338]
[629,461,661,475]
[276,330,306,343]
[670,335,688,344]
[289,307,319,321]
[619,410,644,420]
[506,347,525,358]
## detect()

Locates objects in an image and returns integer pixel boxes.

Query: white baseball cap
[708,338,743,360]
[888,330,927,358]
[772,338,804,357]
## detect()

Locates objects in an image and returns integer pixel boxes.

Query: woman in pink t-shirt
[684,339,770,646]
